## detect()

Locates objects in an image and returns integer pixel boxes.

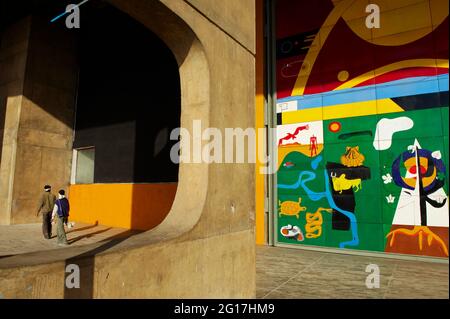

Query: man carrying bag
[51,190,70,246]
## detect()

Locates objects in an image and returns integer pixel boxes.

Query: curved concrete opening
[107,0,210,242]
[0,0,209,261]
[70,3,182,232]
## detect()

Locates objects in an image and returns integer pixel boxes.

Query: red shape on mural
[309,135,318,157]
[409,165,427,175]
[278,125,309,146]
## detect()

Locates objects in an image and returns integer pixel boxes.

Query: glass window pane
[75,148,95,184]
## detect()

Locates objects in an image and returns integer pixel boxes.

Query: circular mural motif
[328,121,342,133]
[392,148,446,193]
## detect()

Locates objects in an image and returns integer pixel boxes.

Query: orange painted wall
[255,0,266,245]
[68,183,177,230]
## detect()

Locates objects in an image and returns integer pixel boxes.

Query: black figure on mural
[326,163,371,231]
[37,185,56,239]
[51,190,71,247]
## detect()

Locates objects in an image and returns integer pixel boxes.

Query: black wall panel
[73,5,180,183]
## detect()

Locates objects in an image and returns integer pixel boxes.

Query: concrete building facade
[0,0,256,298]
[0,0,448,299]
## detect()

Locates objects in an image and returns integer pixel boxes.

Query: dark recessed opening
[73,4,181,184]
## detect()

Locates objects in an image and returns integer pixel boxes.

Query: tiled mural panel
[276,0,449,257]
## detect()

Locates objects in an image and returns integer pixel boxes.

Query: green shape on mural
[277,107,449,254]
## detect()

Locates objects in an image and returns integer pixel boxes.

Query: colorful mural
[275,0,449,258]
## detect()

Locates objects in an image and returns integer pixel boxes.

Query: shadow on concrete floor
[0,223,141,257]
[66,221,99,234]
[68,227,113,245]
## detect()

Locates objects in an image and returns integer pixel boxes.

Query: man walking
[51,189,70,246]
[37,185,56,239]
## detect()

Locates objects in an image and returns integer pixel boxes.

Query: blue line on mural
[322,171,359,248]
[311,155,322,170]
[276,74,449,110]
[278,157,360,248]
[50,0,90,22]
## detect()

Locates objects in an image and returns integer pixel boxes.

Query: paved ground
[0,222,139,257]
[256,246,449,299]
[1,226,448,298]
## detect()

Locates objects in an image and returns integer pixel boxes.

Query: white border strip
[275,243,449,264]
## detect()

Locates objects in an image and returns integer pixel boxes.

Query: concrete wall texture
[0,17,31,224]
[0,15,77,225]
[0,0,256,298]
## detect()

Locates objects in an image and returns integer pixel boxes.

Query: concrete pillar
[0,16,77,224]
[0,17,31,224]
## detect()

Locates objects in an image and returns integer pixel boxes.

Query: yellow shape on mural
[341,146,365,167]
[339,0,448,46]
[291,0,355,96]
[279,198,307,219]
[401,156,437,189]
[305,208,333,239]
[281,99,403,125]
[282,108,323,123]
[335,59,449,91]
[377,98,407,114]
[278,145,324,168]
[330,173,362,194]
[291,0,449,97]
[323,100,377,119]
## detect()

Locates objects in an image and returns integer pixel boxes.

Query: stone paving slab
[256,246,449,299]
